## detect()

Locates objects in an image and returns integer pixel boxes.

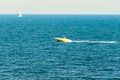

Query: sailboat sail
[18,12,22,17]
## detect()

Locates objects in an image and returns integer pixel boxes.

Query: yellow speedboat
[54,37,72,42]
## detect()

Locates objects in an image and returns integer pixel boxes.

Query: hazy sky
[0,0,119,14]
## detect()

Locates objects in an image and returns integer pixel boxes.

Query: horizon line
[0,13,120,15]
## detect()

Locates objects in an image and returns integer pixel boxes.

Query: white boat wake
[72,40,119,44]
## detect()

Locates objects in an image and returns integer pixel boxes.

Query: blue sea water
[0,14,120,80]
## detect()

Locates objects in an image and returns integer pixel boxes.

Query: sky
[0,0,119,14]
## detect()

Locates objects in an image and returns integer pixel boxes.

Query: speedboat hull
[54,38,72,42]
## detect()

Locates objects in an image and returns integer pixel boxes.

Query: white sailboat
[18,12,22,17]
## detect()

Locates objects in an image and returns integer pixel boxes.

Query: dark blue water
[0,14,120,80]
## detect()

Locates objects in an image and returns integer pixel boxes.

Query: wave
[72,40,119,44]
